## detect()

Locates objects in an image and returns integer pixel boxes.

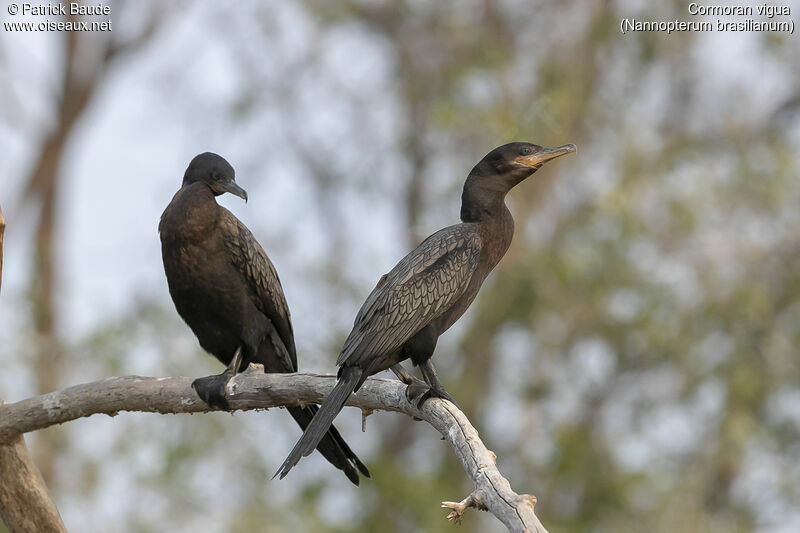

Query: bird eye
[520,147,532,156]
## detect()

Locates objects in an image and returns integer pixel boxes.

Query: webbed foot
[192,346,244,410]
[406,383,459,409]
[405,381,432,406]
[192,373,233,410]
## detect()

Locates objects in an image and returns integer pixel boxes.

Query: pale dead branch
[0,365,548,533]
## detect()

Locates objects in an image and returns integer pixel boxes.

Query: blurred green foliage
[2,1,799,532]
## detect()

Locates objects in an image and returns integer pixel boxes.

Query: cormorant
[159,152,369,485]
[276,141,576,480]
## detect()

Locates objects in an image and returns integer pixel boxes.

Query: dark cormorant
[276,141,576,479]
[159,152,369,485]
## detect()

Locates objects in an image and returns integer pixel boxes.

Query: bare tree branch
[0,366,549,533]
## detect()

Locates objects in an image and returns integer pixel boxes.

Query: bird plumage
[276,142,576,480]
[161,152,369,484]
[338,224,483,375]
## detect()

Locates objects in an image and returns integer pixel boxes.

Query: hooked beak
[222,181,248,202]
[520,143,577,167]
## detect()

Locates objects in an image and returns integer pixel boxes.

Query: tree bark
[0,434,67,533]
[0,367,549,533]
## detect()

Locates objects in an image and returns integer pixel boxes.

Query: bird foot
[405,383,459,409]
[192,373,233,410]
[405,381,430,406]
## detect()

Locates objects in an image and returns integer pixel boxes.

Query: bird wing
[337,223,482,367]
[219,208,297,370]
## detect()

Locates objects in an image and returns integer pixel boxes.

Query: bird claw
[405,381,430,406]
[426,387,460,408]
[405,383,459,409]
[192,373,233,410]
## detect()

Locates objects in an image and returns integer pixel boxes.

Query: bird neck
[460,173,511,224]
[460,173,516,261]
[160,182,220,244]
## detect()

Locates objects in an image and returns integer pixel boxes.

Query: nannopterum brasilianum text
[276,141,576,479]
[160,152,369,484]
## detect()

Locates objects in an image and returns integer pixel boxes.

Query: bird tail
[275,366,362,480]
[286,404,370,485]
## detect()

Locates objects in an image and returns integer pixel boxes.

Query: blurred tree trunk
[0,204,4,293]
[0,206,67,533]
[22,11,160,484]
[0,436,67,533]
[24,28,99,484]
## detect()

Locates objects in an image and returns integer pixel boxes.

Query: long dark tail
[276,366,362,480]
[286,404,369,485]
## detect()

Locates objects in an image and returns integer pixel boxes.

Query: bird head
[182,152,248,202]
[473,142,577,191]
[460,142,576,222]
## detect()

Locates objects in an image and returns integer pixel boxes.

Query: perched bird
[160,152,369,485]
[276,141,576,479]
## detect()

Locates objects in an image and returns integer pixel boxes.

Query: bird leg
[192,346,244,410]
[390,364,430,404]
[416,359,459,408]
